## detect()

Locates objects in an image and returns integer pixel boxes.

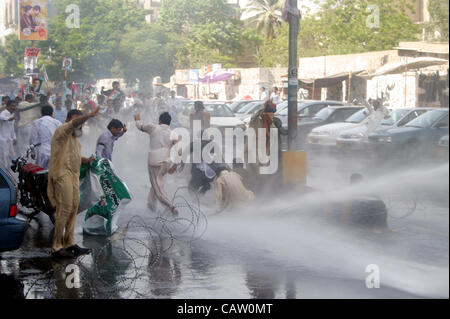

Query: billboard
[19,0,48,41]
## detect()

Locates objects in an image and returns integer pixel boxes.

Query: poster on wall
[189,70,199,84]
[24,47,40,75]
[19,0,48,41]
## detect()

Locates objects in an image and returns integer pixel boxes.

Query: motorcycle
[11,144,56,224]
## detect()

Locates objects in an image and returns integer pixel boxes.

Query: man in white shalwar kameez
[0,100,18,171]
[30,105,62,169]
[134,112,179,215]
[16,94,41,155]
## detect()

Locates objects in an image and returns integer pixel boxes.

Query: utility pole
[281,1,306,187]
[288,0,300,150]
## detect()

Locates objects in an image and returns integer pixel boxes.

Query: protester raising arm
[134,114,156,134]
[72,107,99,165]
[71,106,100,128]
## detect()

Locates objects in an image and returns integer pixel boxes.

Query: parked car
[238,100,289,127]
[229,100,254,113]
[234,101,266,121]
[0,167,28,252]
[336,108,430,151]
[293,106,363,146]
[438,135,449,160]
[366,109,449,161]
[275,100,347,129]
[178,102,246,132]
[307,107,371,148]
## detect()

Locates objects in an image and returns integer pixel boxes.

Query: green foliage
[41,0,147,83]
[0,0,428,82]
[0,35,30,76]
[0,0,172,86]
[115,24,176,85]
[157,0,258,69]
[244,0,284,40]
[428,0,449,41]
[257,0,421,67]
[159,0,235,34]
[316,0,420,54]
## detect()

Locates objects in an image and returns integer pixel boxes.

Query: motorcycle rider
[29,105,61,169]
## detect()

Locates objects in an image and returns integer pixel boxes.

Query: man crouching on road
[48,107,100,259]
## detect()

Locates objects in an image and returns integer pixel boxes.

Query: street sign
[289,78,298,85]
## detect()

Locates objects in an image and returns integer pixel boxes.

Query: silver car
[336,108,431,151]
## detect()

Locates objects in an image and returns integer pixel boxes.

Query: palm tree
[244,0,284,40]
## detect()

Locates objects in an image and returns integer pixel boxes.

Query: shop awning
[283,70,366,88]
[362,57,449,79]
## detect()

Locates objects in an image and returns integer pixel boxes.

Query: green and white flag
[79,158,132,236]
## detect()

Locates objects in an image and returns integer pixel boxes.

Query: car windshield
[204,104,234,117]
[237,102,259,114]
[275,101,288,113]
[230,101,249,112]
[345,108,369,123]
[406,110,447,128]
[248,103,264,114]
[313,107,334,121]
[381,109,408,126]
[276,102,309,116]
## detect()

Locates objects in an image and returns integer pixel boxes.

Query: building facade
[406,0,430,24]
[172,43,449,109]
[0,0,19,45]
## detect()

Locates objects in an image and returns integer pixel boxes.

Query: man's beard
[73,129,83,138]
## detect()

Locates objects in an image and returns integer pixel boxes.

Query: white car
[234,101,265,122]
[307,108,370,147]
[336,108,430,151]
[178,102,246,132]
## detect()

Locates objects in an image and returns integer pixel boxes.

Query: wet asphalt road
[0,122,448,299]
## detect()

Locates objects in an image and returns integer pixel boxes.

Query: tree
[311,0,420,55]
[159,0,236,34]
[114,24,176,88]
[244,0,284,40]
[0,35,30,77]
[428,0,449,41]
[157,0,259,69]
[256,0,421,67]
[41,0,147,83]
[0,0,148,84]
